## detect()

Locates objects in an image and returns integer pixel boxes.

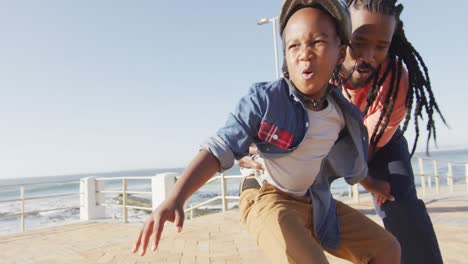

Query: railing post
[353,184,359,203]
[418,158,426,197]
[465,164,468,193]
[190,203,194,219]
[447,162,454,193]
[80,177,106,220]
[221,173,228,212]
[20,185,25,232]
[433,160,440,195]
[151,173,177,211]
[348,185,352,198]
[427,165,432,189]
[122,178,128,223]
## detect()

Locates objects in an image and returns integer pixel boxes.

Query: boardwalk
[1,194,468,264]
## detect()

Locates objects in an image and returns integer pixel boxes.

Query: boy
[133,0,400,263]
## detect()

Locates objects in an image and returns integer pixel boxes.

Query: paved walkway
[1,195,468,264]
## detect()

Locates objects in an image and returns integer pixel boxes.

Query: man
[341,0,445,263]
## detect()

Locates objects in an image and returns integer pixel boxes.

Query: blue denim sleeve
[345,110,369,185]
[201,84,265,172]
[344,162,368,185]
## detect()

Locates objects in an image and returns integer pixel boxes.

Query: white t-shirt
[258,96,345,197]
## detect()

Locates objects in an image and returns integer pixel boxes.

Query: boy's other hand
[249,145,259,155]
[238,156,264,171]
[360,176,395,206]
[132,198,184,256]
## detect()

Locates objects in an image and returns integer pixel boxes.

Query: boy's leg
[369,133,443,264]
[240,181,329,264]
[325,200,400,264]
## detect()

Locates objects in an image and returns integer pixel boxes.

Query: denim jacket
[202,78,368,250]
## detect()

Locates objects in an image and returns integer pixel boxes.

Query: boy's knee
[368,235,401,264]
[389,236,401,256]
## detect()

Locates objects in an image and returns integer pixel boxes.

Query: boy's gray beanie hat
[279,0,352,44]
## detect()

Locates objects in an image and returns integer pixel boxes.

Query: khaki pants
[240,182,397,264]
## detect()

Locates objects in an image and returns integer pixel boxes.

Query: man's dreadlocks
[345,0,447,156]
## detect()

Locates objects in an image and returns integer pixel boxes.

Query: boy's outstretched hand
[360,176,395,206]
[132,197,185,256]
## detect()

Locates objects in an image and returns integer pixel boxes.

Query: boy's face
[284,7,345,99]
[342,8,396,88]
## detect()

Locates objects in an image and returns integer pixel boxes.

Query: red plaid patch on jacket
[258,121,294,150]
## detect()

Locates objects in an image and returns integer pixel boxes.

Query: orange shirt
[343,59,409,148]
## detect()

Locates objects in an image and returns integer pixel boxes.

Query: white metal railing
[0,174,245,232]
[0,180,80,232]
[184,174,243,219]
[416,156,468,196]
[95,177,153,223]
[93,174,244,223]
[0,172,235,236]
[347,156,468,202]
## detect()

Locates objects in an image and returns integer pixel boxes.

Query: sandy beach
[1,190,467,264]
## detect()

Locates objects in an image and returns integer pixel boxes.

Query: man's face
[284,7,345,99]
[342,8,396,88]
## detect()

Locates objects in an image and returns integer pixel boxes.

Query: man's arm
[360,176,395,206]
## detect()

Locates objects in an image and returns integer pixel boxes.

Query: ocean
[1,149,467,234]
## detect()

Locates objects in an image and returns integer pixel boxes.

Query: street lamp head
[256,18,270,25]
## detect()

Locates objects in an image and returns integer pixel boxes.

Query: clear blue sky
[1,0,467,179]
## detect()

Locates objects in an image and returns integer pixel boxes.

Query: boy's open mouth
[301,69,315,80]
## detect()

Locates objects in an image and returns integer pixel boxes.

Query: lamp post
[257,16,280,79]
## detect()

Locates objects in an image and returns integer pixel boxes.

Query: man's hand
[360,176,395,206]
[132,197,185,256]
